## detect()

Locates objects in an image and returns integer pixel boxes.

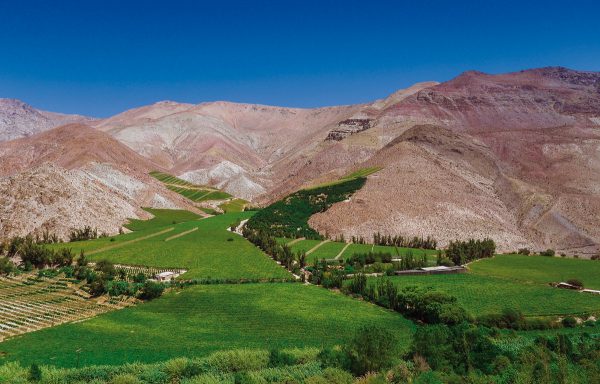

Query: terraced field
[0,274,123,342]
[60,211,291,280]
[150,171,232,202]
[0,283,414,367]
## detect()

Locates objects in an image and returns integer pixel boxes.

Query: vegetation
[372,232,437,250]
[469,254,600,290]
[0,283,413,367]
[218,198,248,213]
[62,212,291,280]
[245,176,366,239]
[445,238,496,265]
[150,171,233,203]
[356,273,600,317]
[125,208,201,231]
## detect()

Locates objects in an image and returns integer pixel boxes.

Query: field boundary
[287,237,305,246]
[165,227,198,242]
[306,240,330,255]
[87,227,175,255]
[335,242,351,259]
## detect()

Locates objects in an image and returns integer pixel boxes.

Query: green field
[469,254,600,290]
[0,283,414,367]
[364,273,600,317]
[285,239,438,264]
[357,254,600,317]
[150,171,233,202]
[219,198,249,213]
[125,208,202,231]
[57,211,290,280]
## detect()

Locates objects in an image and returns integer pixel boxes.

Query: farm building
[155,271,177,281]
[395,265,466,276]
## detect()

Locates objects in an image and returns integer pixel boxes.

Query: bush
[205,349,270,372]
[518,248,530,255]
[540,249,555,257]
[562,316,577,328]
[28,363,42,382]
[138,281,165,300]
[0,257,15,275]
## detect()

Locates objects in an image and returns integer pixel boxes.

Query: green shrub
[562,316,577,328]
[540,249,555,257]
[138,281,164,300]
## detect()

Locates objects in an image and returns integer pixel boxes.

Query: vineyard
[149,171,232,202]
[0,283,414,367]
[0,273,128,342]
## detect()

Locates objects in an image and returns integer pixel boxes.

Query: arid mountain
[0,124,202,239]
[1,67,599,254]
[308,67,600,255]
[0,98,93,141]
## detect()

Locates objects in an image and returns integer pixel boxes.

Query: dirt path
[164,227,198,242]
[335,243,351,259]
[87,227,175,256]
[306,240,330,255]
[287,237,305,246]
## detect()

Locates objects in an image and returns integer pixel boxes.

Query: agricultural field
[469,254,600,290]
[0,273,124,341]
[286,239,438,264]
[60,212,291,280]
[125,208,202,231]
[218,198,249,213]
[0,283,414,367]
[359,254,600,317]
[150,171,233,202]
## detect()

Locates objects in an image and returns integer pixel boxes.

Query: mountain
[0,124,202,239]
[0,98,93,141]
[308,67,600,254]
[1,67,599,254]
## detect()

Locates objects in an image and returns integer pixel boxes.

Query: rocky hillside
[0,98,93,141]
[2,67,599,254]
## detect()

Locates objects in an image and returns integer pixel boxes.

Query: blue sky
[0,0,599,117]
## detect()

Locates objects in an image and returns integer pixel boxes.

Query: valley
[0,67,599,383]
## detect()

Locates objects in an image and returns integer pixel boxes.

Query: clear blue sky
[1,0,599,117]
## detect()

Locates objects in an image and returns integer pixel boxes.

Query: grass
[363,273,600,317]
[357,254,600,317]
[306,241,347,262]
[55,212,291,280]
[289,240,324,255]
[0,283,414,367]
[125,208,201,231]
[219,198,249,213]
[469,254,600,290]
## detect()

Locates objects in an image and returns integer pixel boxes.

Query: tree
[0,257,15,275]
[344,325,398,375]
